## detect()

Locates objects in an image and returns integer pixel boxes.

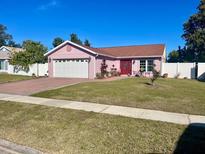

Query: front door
[120,60,132,75]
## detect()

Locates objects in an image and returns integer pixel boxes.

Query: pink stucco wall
[96,56,120,74]
[47,44,96,79]
[96,57,162,75]
[154,58,161,72]
[132,59,140,74]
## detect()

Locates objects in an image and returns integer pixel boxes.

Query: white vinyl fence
[198,63,205,80]
[6,63,48,76]
[161,62,205,79]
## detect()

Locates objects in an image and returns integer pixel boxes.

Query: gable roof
[0,46,23,53]
[98,44,165,58]
[0,46,24,60]
[45,40,165,58]
[45,41,98,56]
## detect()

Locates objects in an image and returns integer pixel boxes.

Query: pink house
[44,41,166,79]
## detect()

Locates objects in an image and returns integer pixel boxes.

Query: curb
[0,139,44,154]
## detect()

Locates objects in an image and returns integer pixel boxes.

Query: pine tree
[182,0,205,62]
[52,37,64,47]
[84,39,91,47]
[70,33,83,45]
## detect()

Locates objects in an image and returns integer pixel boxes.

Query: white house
[0,46,23,72]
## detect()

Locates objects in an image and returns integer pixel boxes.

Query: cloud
[37,0,58,10]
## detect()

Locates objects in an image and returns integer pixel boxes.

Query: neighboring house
[0,46,23,72]
[0,46,48,76]
[44,41,166,79]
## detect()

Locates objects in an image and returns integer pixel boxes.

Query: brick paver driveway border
[0,77,89,95]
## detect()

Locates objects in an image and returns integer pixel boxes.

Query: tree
[168,50,180,62]
[7,40,21,48]
[168,46,187,62]
[182,0,205,62]
[70,33,83,45]
[22,40,47,64]
[52,37,64,47]
[10,51,31,72]
[84,39,91,47]
[151,69,160,86]
[10,40,47,76]
[178,46,186,62]
[0,24,12,47]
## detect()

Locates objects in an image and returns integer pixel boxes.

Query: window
[147,60,154,71]
[0,60,5,70]
[4,61,8,70]
[140,59,154,72]
[140,60,146,72]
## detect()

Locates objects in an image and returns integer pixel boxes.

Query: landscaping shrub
[110,65,120,77]
[140,67,145,76]
[175,73,180,79]
[96,73,104,79]
[100,60,108,78]
[32,73,36,77]
[162,73,168,78]
[110,70,120,77]
[151,69,160,86]
[106,72,111,77]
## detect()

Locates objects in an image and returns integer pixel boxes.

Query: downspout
[161,46,166,76]
[160,56,163,76]
[94,54,98,79]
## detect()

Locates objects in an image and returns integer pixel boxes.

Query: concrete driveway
[0,77,89,95]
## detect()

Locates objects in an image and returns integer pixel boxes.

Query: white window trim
[140,59,154,72]
[145,60,148,72]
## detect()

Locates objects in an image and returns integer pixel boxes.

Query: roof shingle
[84,44,165,57]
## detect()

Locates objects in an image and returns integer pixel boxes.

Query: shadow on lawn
[144,82,160,88]
[174,123,205,154]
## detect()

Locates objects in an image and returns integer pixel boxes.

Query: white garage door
[53,59,89,78]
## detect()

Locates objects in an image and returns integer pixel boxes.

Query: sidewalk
[0,138,43,154]
[0,93,205,125]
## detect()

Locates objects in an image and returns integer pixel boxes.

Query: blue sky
[0,0,199,54]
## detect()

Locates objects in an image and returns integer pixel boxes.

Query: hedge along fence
[161,63,197,79]
[7,63,48,77]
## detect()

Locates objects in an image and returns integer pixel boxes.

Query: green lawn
[0,73,34,84]
[0,101,191,153]
[33,78,205,115]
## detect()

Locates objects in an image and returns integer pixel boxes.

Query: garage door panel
[54,59,88,78]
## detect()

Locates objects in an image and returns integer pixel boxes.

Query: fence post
[195,62,198,79]
[177,62,179,76]
[37,63,39,77]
